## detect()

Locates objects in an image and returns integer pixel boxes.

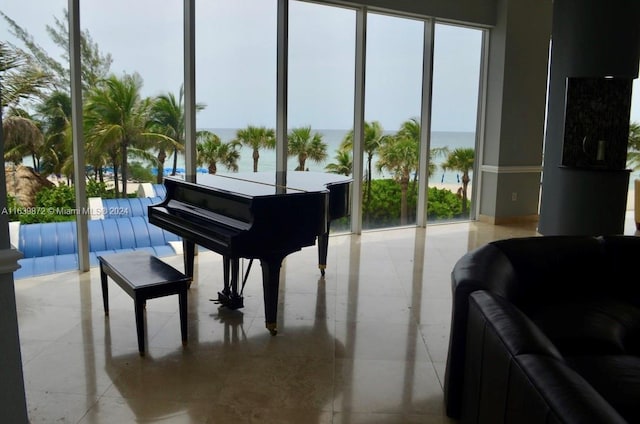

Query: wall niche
[561,77,633,170]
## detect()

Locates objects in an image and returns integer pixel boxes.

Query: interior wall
[479,0,552,221]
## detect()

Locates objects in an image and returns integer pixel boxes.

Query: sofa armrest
[460,291,627,424]
[445,243,519,417]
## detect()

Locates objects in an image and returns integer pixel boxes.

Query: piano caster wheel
[319,266,326,277]
[266,322,278,336]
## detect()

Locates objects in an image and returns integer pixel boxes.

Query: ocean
[178,128,476,185]
[23,129,476,186]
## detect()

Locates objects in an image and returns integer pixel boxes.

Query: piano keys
[148,171,351,335]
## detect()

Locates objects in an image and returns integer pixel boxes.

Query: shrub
[128,161,155,183]
[87,179,114,198]
[362,179,470,227]
[427,186,468,220]
[26,185,77,223]
[364,179,417,228]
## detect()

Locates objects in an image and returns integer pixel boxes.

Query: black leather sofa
[444,235,640,423]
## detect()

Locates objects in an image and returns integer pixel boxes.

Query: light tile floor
[14,215,638,423]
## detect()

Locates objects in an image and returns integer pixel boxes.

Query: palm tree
[2,115,44,168]
[626,122,640,170]
[441,147,475,215]
[341,121,387,221]
[234,125,275,172]
[149,89,184,182]
[1,42,50,170]
[84,73,151,197]
[376,134,420,225]
[341,120,386,180]
[288,126,328,171]
[396,117,449,179]
[149,85,205,182]
[0,41,51,112]
[325,147,352,176]
[36,90,72,178]
[1,11,112,94]
[196,130,240,174]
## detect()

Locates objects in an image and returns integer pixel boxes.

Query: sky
[2,0,640,132]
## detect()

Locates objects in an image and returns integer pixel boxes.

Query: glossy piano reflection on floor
[148,171,352,335]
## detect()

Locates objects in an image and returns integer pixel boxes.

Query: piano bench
[97,252,191,356]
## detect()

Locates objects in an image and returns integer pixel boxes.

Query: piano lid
[194,171,351,197]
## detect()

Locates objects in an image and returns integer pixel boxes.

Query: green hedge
[364,179,469,228]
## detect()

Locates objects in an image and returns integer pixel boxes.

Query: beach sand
[431,182,467,192]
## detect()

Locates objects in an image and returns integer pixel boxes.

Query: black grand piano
[148,171,351,335]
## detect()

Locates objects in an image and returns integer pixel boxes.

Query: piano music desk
[98,252,191,356]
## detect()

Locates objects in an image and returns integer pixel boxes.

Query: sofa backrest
[489,236,607,311]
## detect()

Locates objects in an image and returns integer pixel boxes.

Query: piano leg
[260,254,286,336]
[183,240,195,280]
[317,231,329,277]
[229,257,240,297]
[216,256,244,310]
[223,256,230,295]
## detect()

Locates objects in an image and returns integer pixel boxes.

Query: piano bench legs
[98,252,191,356]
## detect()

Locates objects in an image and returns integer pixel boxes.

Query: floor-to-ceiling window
[81,0,183,187]
[195,0,277,174]
[1,1,78,276]
[429,22,483,222]
[363,12,424,229]
[289,0,355,231]
[2,0,489,279]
